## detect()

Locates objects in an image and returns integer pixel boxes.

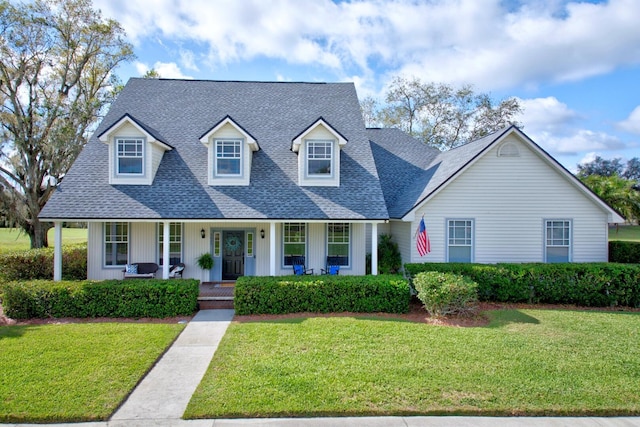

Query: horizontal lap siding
[411,135,609,263]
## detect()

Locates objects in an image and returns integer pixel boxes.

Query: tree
[577,155,624,177]
[368,76,522,150]
[579,174,640,223]
[622,157,640,181]
[0,0,134,248]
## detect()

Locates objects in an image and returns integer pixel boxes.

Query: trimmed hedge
[405,263,640,307]
[413,271,478,316]
[0,243,87,281]
[234,275,410,315]
[0,279,199,319]
[609,241,640,264]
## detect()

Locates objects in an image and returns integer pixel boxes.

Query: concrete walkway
[110,309,234,422]
[3,309,640,426]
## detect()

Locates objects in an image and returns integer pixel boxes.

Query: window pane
[284,223,306,265]
[307,141,332,176]
[247,233,254,257]
[216,158,241,175]
[118,158,143,174]
[327,223,349,265]
[159,223,182,265]
[105,222,128,266]
[449,246,471,263]
[547,246,569,263]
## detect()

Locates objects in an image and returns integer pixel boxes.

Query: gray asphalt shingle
[40,79,389,220]
[369,126,511,219]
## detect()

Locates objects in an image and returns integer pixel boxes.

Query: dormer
[291,117,348,187]
[199,115,259,186]
[98,114,172,185]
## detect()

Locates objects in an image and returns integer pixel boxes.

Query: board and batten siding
[407,135,610,264]
[87,220,366,280]
[390,221,412,267]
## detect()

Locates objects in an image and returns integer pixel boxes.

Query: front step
[198,299,234,310]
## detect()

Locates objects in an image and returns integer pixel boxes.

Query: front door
[222,230,244,280]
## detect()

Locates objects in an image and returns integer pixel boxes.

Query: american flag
[416,217,431,256]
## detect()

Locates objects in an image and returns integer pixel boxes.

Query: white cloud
[93,0,640,91]
[514,96,624,155]
[617,106,640,134]
[133,61,193,79]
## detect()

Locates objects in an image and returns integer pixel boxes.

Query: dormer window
[117,138,144,175]
[200,115,259,186]
[307,140,333,177]
[215,139,242,176]
[98,113,172,185]
[292,117,347,187]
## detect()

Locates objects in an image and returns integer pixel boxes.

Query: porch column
[269,221,276,276]
[371,222,378,276]
[162,220,170,279]
[53,221,62,281]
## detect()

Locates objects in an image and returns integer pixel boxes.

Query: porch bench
[123,262,159,279]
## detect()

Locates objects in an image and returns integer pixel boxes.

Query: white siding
[407,135,610,264]
[390,221,412,267]
[86,220,368,280]
[206,123,253,186]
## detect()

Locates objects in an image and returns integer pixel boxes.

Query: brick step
[198,299,234,310]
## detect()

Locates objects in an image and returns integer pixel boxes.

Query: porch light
[200,228,206,239]
[260,229,265,239]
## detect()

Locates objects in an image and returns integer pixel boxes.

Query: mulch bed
[2,300,638,328]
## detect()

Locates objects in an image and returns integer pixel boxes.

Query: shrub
[609,241,640,263]
[234,275,410,315]
[378,234,402,274]
[1,279,199,319]
[0,244,87,281]
[413,271,478,316]
[405,262,640,308]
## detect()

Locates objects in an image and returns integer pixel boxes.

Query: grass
[0,322,185,423]
[0,227,88,253]
[609,225,640,241]
[185,309,640,418]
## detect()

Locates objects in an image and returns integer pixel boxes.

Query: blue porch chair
[291,256,313,275]
[321,256,342,275]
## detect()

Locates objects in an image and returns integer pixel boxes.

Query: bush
[234,275,410,315]
[0,244,87,281]
[405,262,640,308]
[1,279,199,319]
[378,234,402,274]
[609,241,640,263]
[413,271,478,316]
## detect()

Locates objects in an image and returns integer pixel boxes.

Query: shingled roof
[40,79,389,221]
[369,126,511,219]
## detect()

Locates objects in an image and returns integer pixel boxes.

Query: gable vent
[497,142,520,157]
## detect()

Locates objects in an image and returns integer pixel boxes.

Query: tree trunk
[28,219,51,249]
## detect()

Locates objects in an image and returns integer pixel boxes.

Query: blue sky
[94,0,640,171]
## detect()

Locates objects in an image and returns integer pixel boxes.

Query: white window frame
[545,219,572,263]
[246,231,254,257]
[447,219,474,263]
[282,222,307,267]
[214,139,243,177]
[327,223,350,268]
[213,231,221,257]
[116,138,145,176]
[306,140,333,178]
[158,222,183,266]
[104,222,129,267]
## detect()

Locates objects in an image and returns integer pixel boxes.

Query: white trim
[402,127,625,223]
[269,221,276,276]
[544,219,572,263]
[282,222,307,268]
[371,222,378,275]
[199,116,259,151]
[98,115,172,151]
[214,138,243,177]
[306,140,335,179]
[326,222,351,268]
[291,118,347,153]
[103,221,129,268]
[40,218,390,224]
[54,222,62,281]
[158,222,183,266]
[446,218,474,263]
[115,137,145,177]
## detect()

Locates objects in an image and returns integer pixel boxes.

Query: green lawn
[186,309,640,418]
[0,322,184,423]
[0,227,87,253]
[609,225,640,241]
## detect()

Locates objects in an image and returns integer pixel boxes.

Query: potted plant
[197,252,214,270]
